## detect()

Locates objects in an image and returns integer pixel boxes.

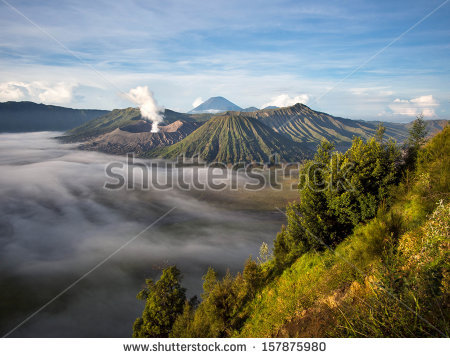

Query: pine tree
[375,123,386,143]
[404,114,428,170]
[133,266,186,338]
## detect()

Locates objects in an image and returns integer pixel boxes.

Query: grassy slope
[150,113,312,163]
[237,126,449,337]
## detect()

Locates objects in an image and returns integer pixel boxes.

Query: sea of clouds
[0,132,284,337]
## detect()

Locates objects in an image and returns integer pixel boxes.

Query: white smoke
[127,86,165,132]
[192,96,204,108]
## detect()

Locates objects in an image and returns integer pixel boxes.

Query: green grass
[237,199,448,337]
[235,127,449,338]
[170,126,449,338]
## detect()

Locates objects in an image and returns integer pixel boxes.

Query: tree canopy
[133,266,186,338]
[274,134,401,268]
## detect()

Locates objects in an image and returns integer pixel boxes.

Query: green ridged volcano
[149,113,311,163]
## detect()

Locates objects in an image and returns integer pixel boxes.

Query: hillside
[133,123,449,338]
[60,107,208,142]
[243,103,408,149]
[405,118,449,136]
[150,113,311,163]
[189,96,242,114]
[0,101,108,132]
[238,126,450,338]
[79,120,203,155]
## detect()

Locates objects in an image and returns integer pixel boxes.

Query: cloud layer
[0,81,76,104]
[0,132,284,337]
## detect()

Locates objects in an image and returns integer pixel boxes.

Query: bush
[273,135,401,269]
[133,266,186,338]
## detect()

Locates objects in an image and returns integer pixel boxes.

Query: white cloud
[262,93,309,108]
[388,95,438,117]
[192,97,204,108]
[38,82,76,104]
[0,81,76,104]
[0,82,26,101]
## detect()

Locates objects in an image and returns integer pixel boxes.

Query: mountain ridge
[149,112,311,163]
[0,101,109,132]
[241,103,445,149]
[56,102,448,163]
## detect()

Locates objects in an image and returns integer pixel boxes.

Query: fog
[0,132,286,337]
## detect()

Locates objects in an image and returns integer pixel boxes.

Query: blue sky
[0,0,449,121]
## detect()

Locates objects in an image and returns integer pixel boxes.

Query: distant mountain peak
[262,105,279,110]
[189,96,242,114]
[241,106,259,112]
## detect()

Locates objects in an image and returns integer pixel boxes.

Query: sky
[0,0,449,121]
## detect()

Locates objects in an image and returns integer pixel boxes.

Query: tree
[257,242,271,264]
[404,114,428,170]
[329,136,400,226]
[201,267,218,299]
[170,298,198,338]
[416,125,450,204]
[375,123,386,143]
[274,226,292,269]
[273,135,402,269]
[242,257,263,297]
[133,266,186,338]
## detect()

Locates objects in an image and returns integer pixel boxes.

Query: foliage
[134,125,449,338]
[169,259,264,338]
[244,126,448,337]
[257,242,271,264]
[403,114,428,171]
[133,266,186,338]
[375,123,386,143]
[334,201,449,337]
[416,125,450,199]
[273,133,401,269]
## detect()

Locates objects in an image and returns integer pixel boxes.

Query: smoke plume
[127,86,165,132]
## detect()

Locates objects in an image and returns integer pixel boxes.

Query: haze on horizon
[0,0,449,122]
